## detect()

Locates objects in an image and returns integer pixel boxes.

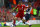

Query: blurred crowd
[0,7,13,22]
[0,0,40,22]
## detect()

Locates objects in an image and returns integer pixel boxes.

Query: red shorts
[16,13,24,19]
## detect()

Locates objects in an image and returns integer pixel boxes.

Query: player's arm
[24,5,29,12]
[11,6,18,12]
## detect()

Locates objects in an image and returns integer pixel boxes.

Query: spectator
[25,0,28,2]
[22,0,25,2]
[16,0,20,5]
[28,0,33,2]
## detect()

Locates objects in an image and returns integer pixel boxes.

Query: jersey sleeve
[24,5,28,8]
[23,5,25,8]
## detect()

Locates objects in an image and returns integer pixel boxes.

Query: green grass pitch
[0,26,10,27]
[16,24,40,27]
[0,24,40,27]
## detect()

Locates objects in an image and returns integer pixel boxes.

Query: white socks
[25,22,29,24]
[25,22,32,25]
[16,20,22,25]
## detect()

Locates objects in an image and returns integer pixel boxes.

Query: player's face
[29,5,31,7]
[29,5,31,8]
[19,3,22,5]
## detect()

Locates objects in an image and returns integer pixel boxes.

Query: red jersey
[16,5,25,13]
[0,10,1,13]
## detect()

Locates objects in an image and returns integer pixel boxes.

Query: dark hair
[18,1,22,4]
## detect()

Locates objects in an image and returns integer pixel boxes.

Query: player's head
[18,1,22,5]
[28,3,31,8]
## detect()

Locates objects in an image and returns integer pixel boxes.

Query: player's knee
[22,19,25,22]
[14,17,17,20]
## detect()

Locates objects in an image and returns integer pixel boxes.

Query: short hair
[28,2,31,5]
[18,1,22,4]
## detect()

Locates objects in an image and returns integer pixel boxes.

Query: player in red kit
[15,3,25,19]
[13,1,27,27]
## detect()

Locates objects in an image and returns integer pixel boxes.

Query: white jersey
[26,7,32,14]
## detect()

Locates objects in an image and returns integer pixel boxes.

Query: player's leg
[16,14,24,25]
[13,13,25,25]
[28,14,32,27]
[21,15,26,24]
[22,18,26,24]
[25,14,32,27]
[25,21,32,27]
[13,17,17,24]
[13,13,19,27]
[29,24,32,27]
[16,18,22,25]
[13,17,17,27]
